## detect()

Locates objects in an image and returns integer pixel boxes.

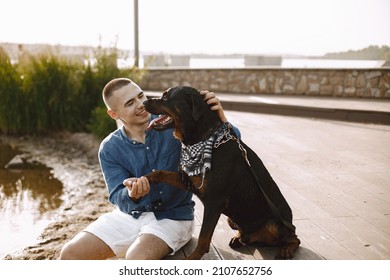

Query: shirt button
[159,191,163,194]
[146,147,150,150]
[152,169,156,172]
[132,141,136,144]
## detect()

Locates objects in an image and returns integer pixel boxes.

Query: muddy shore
[1,132,114,260]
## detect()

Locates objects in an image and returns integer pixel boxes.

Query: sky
[1,0,390,56]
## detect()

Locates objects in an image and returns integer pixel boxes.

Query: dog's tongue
[146,115,165,131]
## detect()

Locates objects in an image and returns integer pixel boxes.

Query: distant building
[244,55,282,66]
[143,54,169,67]
[170,55,190,67]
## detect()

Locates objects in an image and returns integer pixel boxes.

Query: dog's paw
[229,237,245,249]
[145,170,162,184]
[275,247,294,260]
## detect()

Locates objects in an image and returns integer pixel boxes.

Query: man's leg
[125,216,195,260]
[125,233,171,260]
[60,231,116,260]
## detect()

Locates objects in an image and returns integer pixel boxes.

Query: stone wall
[138,68,390,98]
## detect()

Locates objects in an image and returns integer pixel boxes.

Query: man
[60,78,230,259]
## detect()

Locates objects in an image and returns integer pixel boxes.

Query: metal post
[134,0,139,67]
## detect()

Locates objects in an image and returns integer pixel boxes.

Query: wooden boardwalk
[168,111,390,260]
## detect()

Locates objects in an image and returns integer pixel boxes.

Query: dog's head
[144,86,221,145]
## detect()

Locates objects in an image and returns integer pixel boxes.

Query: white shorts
[84,208,194,258]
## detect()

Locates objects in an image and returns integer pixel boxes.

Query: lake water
[0,143,63,259]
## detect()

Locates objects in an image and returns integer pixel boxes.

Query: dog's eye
[161,88,170,101]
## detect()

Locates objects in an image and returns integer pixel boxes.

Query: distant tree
[323,45,390,60]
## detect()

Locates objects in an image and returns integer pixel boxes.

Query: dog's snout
[144,98,159,105]
[143,98,161,115]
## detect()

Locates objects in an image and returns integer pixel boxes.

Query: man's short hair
[102,78,133,107]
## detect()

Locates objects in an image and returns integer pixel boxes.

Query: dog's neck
[182,110,222,146]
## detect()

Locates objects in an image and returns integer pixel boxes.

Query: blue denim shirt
[99,116,241,221]
[99,122,194,220]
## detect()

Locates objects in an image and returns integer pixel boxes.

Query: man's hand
[200,90,228,122]
[123,176,150,201]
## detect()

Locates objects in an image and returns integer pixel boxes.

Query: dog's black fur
[144,86,300,260]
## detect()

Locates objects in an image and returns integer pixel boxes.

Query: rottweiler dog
[143,86,300,260]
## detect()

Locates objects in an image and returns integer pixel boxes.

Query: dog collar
[180,122,234,180]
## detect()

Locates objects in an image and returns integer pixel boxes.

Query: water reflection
[0,143,63,258]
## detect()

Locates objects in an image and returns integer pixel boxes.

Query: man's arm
[99,146,147,212]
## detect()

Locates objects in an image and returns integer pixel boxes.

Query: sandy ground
[1,132,115,260]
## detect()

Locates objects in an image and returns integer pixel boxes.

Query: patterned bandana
[180,122,235,181]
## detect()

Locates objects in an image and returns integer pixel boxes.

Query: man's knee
[59,241,78,260]
[59,232,115,260]
[125,234,171,260]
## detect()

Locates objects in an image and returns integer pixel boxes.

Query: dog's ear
[187,91,206,121]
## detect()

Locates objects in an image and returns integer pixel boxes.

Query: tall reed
[0,46,145,138]
[0,47,24,134]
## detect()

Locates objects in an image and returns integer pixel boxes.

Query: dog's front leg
[187,203,224,260]
[145,170,188,191]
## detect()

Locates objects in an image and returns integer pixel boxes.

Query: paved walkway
[229,111,389,259]
[149,91,390,260]
[217,92,390,112]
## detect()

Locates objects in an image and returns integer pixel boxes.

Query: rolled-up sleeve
[98,144,146,216]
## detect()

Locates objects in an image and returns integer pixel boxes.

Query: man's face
[107,83,150,126]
